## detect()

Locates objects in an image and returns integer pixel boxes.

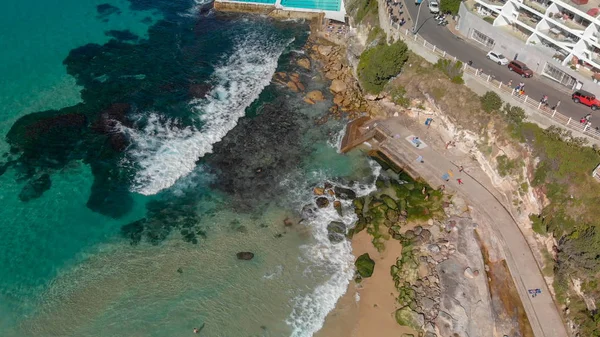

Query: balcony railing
[501,24,531,42]
[519,13,542,28]
[522,0,547,14]
[479,0,506,7]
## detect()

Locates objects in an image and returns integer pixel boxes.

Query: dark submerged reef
[2,0,315,246]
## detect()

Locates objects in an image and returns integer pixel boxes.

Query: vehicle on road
[572,90,600,110]
[507,60,533,78]
[486,51,509,65]
[428,0,439,13]
[415,0,422,5]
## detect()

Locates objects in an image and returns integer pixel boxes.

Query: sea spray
[121,32,294,195]
[284,161,381,336]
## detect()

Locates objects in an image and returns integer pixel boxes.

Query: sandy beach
[316,231,417,337]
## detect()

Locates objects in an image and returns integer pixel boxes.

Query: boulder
[297,58,310,69]
[316,197,329,208]
[334,186,356,199]
[353,197,364,212]
[287,81,299,92]
[327,221,346,244]
[318,45,333,56]
[353,218,367,233]
[303,97,315,105]
[386,209,399,222]
[381,194,398,210]
[236,252,254,260]
[464,267,476,279]
[313,187,325,195]
[427,244,441,254]
[355,253,375,278]
[333,200,343,217]
[306,90,325,102]
[333,94,344,106]
[330,79,347,94]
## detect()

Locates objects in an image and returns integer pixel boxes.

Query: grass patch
[366,26,386,45]
[496,154,520,177]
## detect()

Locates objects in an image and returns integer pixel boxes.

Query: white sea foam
[120,33,292,195]
[285,159,381,337]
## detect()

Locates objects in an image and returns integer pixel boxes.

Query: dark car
[572,90,600,110]
[508,60,533,78]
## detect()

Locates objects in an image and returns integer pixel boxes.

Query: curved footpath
[370,117,569,337]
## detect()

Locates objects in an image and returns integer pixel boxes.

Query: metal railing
[383,11,600,141]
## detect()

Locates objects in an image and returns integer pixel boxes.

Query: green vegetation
[358,40,409,94]
[483,16,495,24]
[349,0,379,24]
[367,26,386,45]
[355,253,375,277]
[389,86,411,107]
[440,0,461,15]
[496,154,520,177]
[434,59,464,84]
[501,104,526,126]
[480,91,503,112]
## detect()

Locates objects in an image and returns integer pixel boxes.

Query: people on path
[457,178,464,185]
[416,155,424,163]
[459,165,464,173]
[507,79,512,87]
[442,173,450,182]
[439,184,445,191]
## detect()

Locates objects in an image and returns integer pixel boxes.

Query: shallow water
[0,1,376,336]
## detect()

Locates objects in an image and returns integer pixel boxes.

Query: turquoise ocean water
[0,1,377,336]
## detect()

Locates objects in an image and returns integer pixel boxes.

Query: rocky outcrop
[236,252,255,260]
[355,253,375,278]
[297,57,310,70]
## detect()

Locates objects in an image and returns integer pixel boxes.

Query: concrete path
[372,117,569,337]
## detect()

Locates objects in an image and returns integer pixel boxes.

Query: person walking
[458,165,464,173]
[457,178,464,185]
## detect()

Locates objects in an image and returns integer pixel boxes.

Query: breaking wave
[121,32,292,195]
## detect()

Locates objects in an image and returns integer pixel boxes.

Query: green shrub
[367,26,386,45]
[480,91,502,112]
[440,0,462,15]
[355,253,375,277]
[483,16,495,24]
[358,40,409,94]
[354,0,378,23]
[502,104,526,125]
[496,154,519,177]
[389,86,410,107]
[434,59,464,83]
[529,214,547,234]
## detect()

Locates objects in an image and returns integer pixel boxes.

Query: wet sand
[316,231,416,337]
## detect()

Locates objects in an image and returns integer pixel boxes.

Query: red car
[508,60,533,78]
[572,90,600,110]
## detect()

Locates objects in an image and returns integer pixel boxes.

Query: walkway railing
[384,11,600,141]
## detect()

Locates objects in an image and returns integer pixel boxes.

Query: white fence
[383,10,600,141]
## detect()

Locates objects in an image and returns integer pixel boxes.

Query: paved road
[404,1,593,123]
[371,116,570,337]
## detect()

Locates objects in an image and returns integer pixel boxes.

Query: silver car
[486,51,509,65]
[428,0,440,13]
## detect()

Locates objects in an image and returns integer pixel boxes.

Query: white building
[457,0,600,93]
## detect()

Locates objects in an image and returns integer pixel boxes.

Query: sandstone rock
[296,81,305,91]
[303,97,315,105]
[313,187,325,195]
[316,197,329,208]
[306,90,325,102]
[318,45,333,56]
[287,81,299,92]
[333,94,344,105]
[325,71,339,80]
[333,200,342,217]
[297,58,310,69]
[464,267,475,279]
[428,244,440,254]
[330,79,347,93]
[236,252,254,260]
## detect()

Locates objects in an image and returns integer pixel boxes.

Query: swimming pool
[280,0,342,11]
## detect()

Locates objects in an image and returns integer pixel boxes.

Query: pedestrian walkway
[370,117,569,337]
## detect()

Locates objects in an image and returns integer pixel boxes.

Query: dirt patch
[476,231,534,337]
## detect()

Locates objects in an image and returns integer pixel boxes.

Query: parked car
[507,60,533,77]
[486,51,509,65]
[428,0,439,13]
[572,90,600,110]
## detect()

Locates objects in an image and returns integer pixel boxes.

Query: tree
[358,40,409,94]
[440,0,461,15]
[480,91,502,112]
[502,103,526,125]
